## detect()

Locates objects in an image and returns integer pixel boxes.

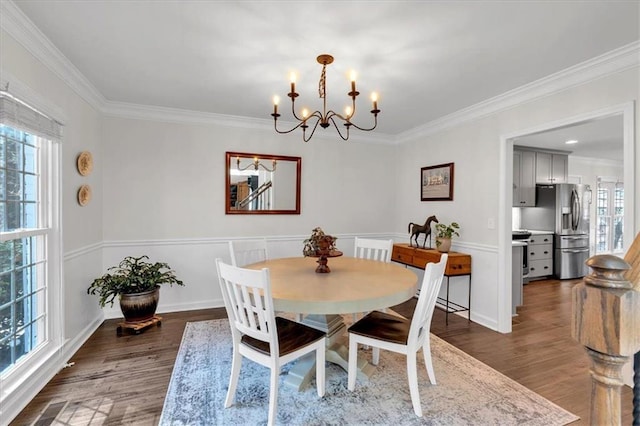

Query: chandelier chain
[319,64,326,99]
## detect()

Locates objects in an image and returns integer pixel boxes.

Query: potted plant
[87,255,184,323]
[303,227,341,273]
[435,222,460,253]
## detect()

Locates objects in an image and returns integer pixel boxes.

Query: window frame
[0,121,63,410]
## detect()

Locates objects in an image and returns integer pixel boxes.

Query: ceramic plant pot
[119,286,160,323]
[436,237,452,253]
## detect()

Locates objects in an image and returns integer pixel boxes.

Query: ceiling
[514,115,624,161]
[9,1,640,149]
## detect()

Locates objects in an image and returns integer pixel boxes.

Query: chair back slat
[354,237,393,262]
[229,239,269,267]
[409,254,448,343]
[216,259,277,351]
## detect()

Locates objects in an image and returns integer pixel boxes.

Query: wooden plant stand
[116,315,162,336]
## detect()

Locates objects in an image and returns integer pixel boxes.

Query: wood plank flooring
[11,278,633,425]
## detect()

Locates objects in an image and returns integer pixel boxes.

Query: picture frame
[421,162,454,201]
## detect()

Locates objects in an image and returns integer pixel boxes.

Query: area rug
[159,319,579,425]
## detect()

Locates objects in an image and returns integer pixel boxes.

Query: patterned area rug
[159,319,579,425]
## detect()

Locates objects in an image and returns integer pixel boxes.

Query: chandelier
[271,54,380,142]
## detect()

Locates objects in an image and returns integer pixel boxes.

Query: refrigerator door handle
[563,248,589,253]
[571,189,581,231]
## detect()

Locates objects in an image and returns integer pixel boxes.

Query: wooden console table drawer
[392,243,471,276]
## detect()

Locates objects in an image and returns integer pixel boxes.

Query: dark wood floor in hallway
[12,278,633,425]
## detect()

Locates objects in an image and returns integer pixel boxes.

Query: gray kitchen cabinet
[535,152,568,184]
[527,233,553,279]
[513,149,536,207]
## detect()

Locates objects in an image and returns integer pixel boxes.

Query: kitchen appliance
[520,183,592,279]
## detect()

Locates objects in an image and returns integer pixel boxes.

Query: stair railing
[237,181,272,210]
[572,232,640,425]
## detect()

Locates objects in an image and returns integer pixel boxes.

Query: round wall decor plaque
[77,151,94,176]
[77,185,92,206]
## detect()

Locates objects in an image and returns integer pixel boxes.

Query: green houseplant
[87,255,184,323]
[435,222,460,253]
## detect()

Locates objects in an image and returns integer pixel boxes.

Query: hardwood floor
[12,278,633,425]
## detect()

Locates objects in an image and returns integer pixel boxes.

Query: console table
[391,243,472,324]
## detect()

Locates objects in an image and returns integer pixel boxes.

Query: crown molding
[1,1,106,111]
[570,155,624,168]
[394,40,640,144]
[102,100,394,144]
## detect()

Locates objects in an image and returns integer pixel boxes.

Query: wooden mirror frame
[225,151,301,215]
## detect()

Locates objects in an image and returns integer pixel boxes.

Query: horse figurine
[408,215,439,248]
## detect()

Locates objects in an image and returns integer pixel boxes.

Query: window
[595,178,624,254]
[0,91,62,406]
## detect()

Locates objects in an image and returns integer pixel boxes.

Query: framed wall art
[421,162,454,201]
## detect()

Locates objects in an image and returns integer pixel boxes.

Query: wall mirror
[225,151,301,215]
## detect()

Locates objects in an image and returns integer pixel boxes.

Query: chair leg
[406,353,423,417]
[225,347,242,407]
[348,337,358,391]
[267,365,279,426]
[422,338,436,385]
[316,343,326,397]
[372,347,380,365]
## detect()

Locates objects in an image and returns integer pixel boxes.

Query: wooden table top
[245,256,418,315]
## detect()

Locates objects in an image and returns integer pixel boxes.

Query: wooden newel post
[572,254,640,425]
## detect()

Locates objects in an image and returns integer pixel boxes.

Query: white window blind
[0,91,62,141]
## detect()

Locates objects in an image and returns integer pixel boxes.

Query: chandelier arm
[289,98,304,121]
[328,117,350,141]
[274,119,307,135]
[343,114,379,132]
[303,118,322,143]
[326,110,350,123]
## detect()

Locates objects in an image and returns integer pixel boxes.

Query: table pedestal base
[282,314,376,391]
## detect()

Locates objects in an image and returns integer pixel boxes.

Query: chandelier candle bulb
[290,72,296,94]
[372,93,378,110]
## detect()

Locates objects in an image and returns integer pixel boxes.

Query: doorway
[497,102,635,334]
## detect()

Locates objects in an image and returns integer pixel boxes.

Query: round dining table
[245,256,418,390]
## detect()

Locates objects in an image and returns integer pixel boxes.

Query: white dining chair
[215,258,326,426]
[347,254,448,417]
[229,239,303,322]
[352,237,394,321]
[229,239,268,267]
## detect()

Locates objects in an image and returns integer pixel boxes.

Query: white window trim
[0,98,64,422]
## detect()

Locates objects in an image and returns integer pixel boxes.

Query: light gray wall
[99,117,398,316]
[394,66,639,331]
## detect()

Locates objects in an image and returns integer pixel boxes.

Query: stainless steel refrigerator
[520,183,592,279]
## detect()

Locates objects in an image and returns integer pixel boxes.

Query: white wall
[394,67,639,332]
[100,116,398,315]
